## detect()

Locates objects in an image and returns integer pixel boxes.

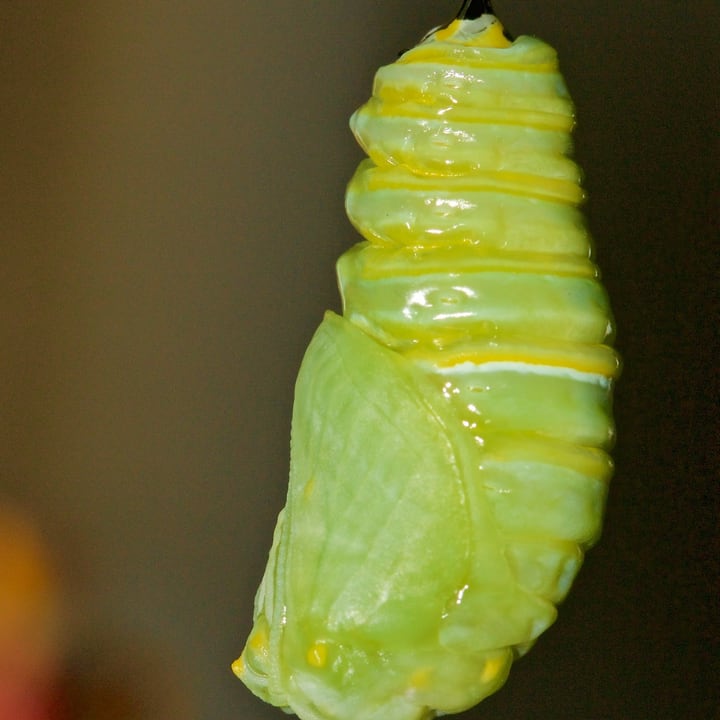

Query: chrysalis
[234,9,619,720]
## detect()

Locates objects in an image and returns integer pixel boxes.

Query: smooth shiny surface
[237,15,618,720]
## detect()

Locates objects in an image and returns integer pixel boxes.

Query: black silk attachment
[457,0,495,20]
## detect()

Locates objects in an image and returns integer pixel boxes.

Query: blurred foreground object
[0,504,63,720]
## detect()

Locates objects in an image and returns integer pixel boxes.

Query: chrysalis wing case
[234,12,619,720]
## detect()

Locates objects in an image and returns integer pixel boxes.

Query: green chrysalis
[234,11,619,720]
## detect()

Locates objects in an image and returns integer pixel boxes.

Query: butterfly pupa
[234,10,619,720]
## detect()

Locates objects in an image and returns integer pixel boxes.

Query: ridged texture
[235,16,619,720]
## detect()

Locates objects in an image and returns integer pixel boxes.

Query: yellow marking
[352,249,596,281]
[307,641,328,668]
[371,105,573,132]
[303,477,315,500]
[433,22,459,43]
[231,655,245,678]
[473,21,512,48]
[363,169,583,205]
[399,48,557,74]
[408,344,620,379]
[481,656,505,683]
[248,626,268,654]
[409,667,432,690]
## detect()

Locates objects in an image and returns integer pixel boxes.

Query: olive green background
[1,1,717,718]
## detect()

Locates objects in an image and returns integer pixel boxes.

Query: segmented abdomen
[341,19,619,614]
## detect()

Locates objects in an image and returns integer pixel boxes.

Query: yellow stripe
[348,246,598,281]
[370,104,574,132]
[364,169,583,205]
[407,342,620,378]
[398,51,558,74]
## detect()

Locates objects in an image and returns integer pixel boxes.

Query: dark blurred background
[1,1,717,718]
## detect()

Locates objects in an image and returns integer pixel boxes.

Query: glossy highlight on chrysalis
[234,12,619,720]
